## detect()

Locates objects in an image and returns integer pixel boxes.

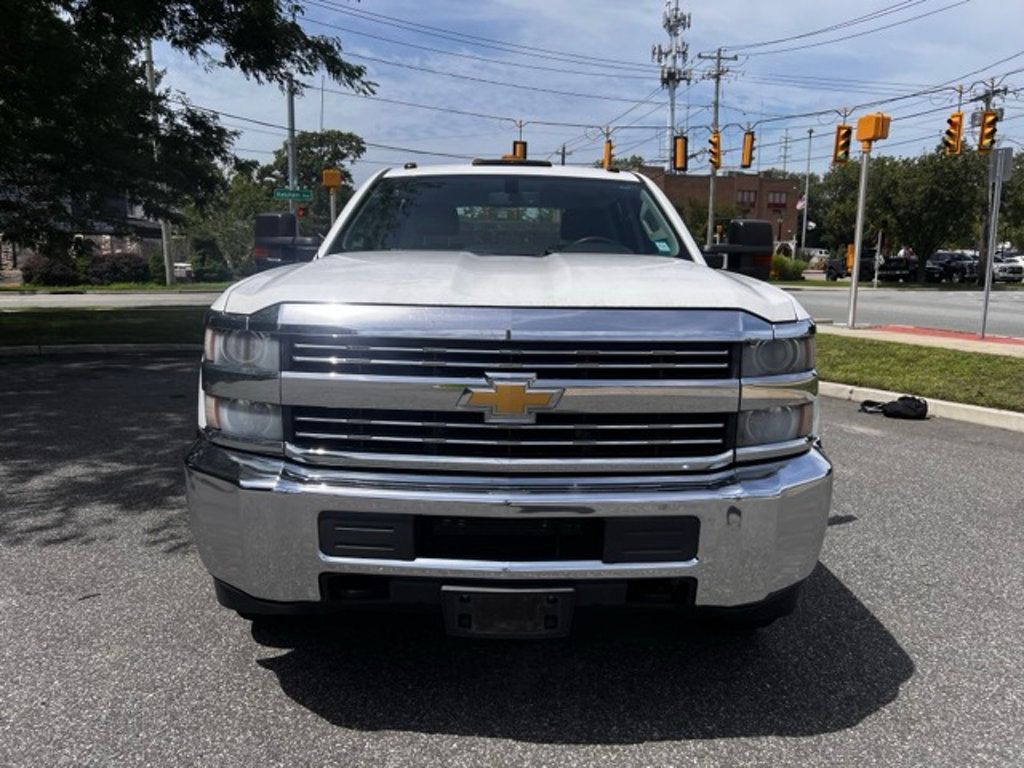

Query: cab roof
[381,162,643,182]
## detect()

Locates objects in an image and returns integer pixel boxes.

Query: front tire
[701,582,803,632]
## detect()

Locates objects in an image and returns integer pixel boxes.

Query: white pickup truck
[186,159,832,638]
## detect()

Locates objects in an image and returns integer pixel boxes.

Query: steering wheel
[566,236,617,248]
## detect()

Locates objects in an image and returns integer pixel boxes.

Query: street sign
[990,146,1014,182]
[272,187,313,202]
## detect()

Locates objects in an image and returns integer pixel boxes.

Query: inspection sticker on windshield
[655,240,671,253]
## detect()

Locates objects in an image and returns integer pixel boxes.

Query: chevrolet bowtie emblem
[458,374,564,424]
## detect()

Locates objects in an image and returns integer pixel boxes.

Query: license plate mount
[441,586,575,639]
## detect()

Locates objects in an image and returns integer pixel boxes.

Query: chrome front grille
[287,407,733,461]
[285,336,735,380]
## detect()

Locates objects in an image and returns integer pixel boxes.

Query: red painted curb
[872,324,1024,347]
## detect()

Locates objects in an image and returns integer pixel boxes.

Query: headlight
[204,328,279,372]
[742,336,815,377]
[205,396,282,442]
[737,403,816,446]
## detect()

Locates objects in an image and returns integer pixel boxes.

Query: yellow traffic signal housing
[856,112,891,143]
[978,110,998,153]
[708,131,721,170]
[943,112,963,155]
[602,139,613,169]
[512,140,527,160]
[833,124,852,164]
[740,130,755,169]
[672,134,688,172]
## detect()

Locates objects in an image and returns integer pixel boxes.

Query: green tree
[264,130,365,232]
[0,1,371,252]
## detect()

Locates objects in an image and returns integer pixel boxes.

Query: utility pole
[559,144,572,166]
[800,128,813,257]
[652,1,693,174]
[286,75,298,236]
[698,47,738,248]
[143,40,174,286]
[779,130,791,173]
[974,79,1008,284]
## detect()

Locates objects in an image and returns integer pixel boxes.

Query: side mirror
[702,251,727,270]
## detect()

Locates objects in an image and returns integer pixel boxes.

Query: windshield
[330,174,685,258]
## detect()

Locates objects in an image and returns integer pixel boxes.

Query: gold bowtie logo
[458,374,563,424]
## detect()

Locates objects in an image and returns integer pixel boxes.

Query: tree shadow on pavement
[0,354,197,553]
[253,563,913,743]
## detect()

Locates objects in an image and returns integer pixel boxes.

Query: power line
[300,5,653,81]
[310,0,655,71]
[724,1,928,51]
[341,51,661,104]
[740,0,972,57]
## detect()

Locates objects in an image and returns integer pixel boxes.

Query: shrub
[772,254,807,281]
[84,251,151,285]
[20,253,77,286]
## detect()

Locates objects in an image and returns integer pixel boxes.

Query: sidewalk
[818,323,1024,359]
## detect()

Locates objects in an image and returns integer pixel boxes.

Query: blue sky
[156,0,1024,184]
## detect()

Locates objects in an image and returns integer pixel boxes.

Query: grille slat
[286,335,735,380]
[289,407,733,461]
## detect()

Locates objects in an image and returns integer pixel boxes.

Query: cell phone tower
[651,0,693,173]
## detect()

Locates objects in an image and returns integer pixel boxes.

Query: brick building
[640,167,802,244]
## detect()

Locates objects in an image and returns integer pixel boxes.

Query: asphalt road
[791,285,1024,336]
[2,354,1023,767]
[3,286,1023,338]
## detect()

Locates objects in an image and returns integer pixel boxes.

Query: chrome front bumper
[184,440,833,608]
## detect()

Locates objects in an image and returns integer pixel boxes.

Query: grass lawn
[0,307,207,346]
[0,281,231,293]
[817,334,1024,412]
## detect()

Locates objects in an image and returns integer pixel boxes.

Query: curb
[0,343,201,357]
[819,381,1024,434]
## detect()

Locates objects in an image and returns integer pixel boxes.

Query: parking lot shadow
[0,355,197,552]
[253,563,913,743]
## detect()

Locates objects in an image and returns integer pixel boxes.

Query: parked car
[992,254,1024,283]
[826,248,914,281]
[997,251,1024,268]
[925,251,978,283]
[185,159,832,636]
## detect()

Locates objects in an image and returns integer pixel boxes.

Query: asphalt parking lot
[1,354,1022,767]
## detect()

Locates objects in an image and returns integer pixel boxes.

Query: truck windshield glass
[331,174,684,257]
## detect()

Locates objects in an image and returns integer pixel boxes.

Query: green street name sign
[272,187,313,202]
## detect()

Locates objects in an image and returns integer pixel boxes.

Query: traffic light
[832,124,852,164]
[296,205,308,219]
[740,130,755,169]
[943,111,963,155]
[672,134,688,172]
[708,131,721,170]
[512,140,527,160]
[978,109,998,153]
[603,139,613,169]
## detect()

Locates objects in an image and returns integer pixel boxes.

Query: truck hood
[216,251,804,323]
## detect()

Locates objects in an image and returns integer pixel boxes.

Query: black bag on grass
[859,395,928,420]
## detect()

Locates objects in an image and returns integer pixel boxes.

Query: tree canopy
[0,1,371,250]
